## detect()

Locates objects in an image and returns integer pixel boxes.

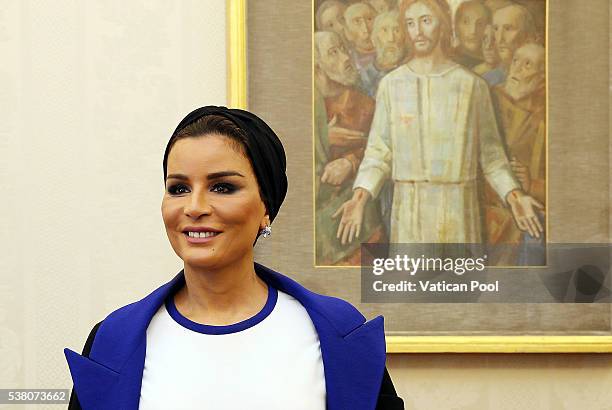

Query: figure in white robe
[352,62,519,243]
[333,0,544,246]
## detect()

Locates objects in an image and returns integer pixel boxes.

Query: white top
[138,284,326,410]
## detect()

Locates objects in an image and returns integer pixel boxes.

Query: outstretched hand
[331,189,370,245]
[506,189,545,239]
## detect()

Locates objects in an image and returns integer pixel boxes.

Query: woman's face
[162,134,269,271]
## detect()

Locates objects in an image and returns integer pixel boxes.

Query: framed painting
[226,0,612,352]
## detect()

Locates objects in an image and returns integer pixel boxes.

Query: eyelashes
[166,184,188,195]
[212,182,238,194]
[166,182,237,195]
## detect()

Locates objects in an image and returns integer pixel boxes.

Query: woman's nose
[184,192,213,218]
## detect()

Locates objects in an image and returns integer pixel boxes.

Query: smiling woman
[162,118,271,275]
[64,106,403,409]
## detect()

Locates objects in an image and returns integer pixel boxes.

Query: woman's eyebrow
[166,171,245,181]
[207,171,245,180]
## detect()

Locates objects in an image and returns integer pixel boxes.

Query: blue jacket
[65,262,402,409]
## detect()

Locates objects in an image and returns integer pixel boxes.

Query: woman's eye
[167,184,189,195]
[211,183,236,194]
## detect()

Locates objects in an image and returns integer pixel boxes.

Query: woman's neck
[174,257,269,326]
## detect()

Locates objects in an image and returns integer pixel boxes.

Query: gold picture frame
[225,0,612,353]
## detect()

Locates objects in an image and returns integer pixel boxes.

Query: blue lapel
[65,262,386,409]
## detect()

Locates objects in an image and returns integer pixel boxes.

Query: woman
[65,106,403,409]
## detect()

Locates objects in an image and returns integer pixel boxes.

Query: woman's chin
[181,251,220,268]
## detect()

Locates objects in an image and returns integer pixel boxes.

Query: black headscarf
[163,106,288,224]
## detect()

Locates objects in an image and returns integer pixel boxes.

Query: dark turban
[163,106,288,224]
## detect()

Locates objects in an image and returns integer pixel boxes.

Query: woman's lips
[183,232,221,244]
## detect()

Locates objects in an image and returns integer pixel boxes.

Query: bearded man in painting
[492,3,537,79]
[361,10,407,97]
[314,30,385,265]
[485,42,546,265]
[344,2,378,75]
[453,0,490,69]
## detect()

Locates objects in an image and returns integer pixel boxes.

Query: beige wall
[1,1,610,409]
[0,1,226,408]
[387,354,612,409]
